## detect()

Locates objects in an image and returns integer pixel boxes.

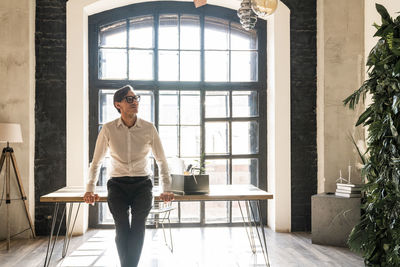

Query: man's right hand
[83,192,100,205]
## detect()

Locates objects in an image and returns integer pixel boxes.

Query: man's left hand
[160,192,175,202]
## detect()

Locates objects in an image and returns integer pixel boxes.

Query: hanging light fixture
[251,0,279,19]
[237,0,258,31]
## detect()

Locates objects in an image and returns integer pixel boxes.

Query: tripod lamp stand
[0,123,35,249]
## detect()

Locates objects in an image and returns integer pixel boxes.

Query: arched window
[89,2,266,226]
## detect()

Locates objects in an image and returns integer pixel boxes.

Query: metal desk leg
[238,201,256,253]
[43,203,66,267]
[160,211,173,253]
[249,200,271,267]
[43,202,81,267]
[257,200,270,265]
[62,203,81,258]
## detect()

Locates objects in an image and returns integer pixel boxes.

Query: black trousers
[107,176,153,267]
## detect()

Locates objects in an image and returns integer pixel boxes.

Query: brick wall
[283,0,317,231]
[35,0,66,235]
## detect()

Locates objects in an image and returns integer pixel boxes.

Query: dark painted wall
[35,0,66,235]
[282,0,317,231]
[34,0,316,233]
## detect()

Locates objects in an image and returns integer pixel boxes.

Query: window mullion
[154,12,159,82]
[200,11,206,226]
[228,90,233,223]
[178,13,181,82]
[126,19,130,80]
[228,21,232,82]
[200,12,205,83]
[178,90,181,158]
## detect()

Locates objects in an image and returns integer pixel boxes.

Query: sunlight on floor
[56,228,267,267]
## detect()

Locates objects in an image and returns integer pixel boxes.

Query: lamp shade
[0,123,23,143]
[251,0,279,19]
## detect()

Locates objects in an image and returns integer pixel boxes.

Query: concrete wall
[0,0,35,239]
[317,0,365,194]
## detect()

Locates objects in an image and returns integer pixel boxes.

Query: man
[83,85,174,267]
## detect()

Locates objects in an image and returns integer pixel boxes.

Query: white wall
[267,4,291,232]
[67,0,292,233]
[0,0,35,239]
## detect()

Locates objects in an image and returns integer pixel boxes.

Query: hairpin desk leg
[43,203,66,267]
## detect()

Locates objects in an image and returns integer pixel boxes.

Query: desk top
[40,185,273,203]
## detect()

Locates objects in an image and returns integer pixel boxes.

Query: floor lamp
[0,123,35,249]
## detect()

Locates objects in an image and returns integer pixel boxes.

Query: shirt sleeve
[86,126,109,192]
[151,125,171,192]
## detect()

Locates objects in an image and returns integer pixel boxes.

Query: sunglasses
[124,95,141,103]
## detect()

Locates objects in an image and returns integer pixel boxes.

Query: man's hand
[160,192,174,202]
[83,192,100,205]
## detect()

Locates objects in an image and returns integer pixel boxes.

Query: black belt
[110,176,150,183]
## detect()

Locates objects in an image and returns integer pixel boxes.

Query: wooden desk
[40,185,273,267]
[41,184,273,202]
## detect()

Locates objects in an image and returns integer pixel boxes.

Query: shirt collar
[117,117,141,128]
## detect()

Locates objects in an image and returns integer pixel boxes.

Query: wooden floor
[0,227,363,267]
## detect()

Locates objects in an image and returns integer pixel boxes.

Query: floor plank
[0,227,363,267]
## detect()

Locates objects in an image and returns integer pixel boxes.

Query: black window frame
[88,1,267,228]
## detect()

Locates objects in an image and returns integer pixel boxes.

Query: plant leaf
[356,107,373,126]
[376,3,393,24]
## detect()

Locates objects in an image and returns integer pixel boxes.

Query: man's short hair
[113,85,134,113]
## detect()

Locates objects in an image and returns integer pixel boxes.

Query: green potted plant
[344,4,400,266]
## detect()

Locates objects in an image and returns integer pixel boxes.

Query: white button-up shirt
[87,117,171,192]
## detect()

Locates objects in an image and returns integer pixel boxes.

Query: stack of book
[335,183,362,198]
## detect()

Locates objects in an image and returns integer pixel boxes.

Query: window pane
[205,91,229,118]
[205,122,229,154]
[159,91,178,124]
[180,15,200,50]
[181,202,200,222]
[232,201,249,223]
[180,91,200,125]
[205,159,228,185]
[159,50,179,81]
[99,21,126,48]
[205,51,229,82]
[232,158,258,222]
[181,126,200,157]
[180,51,200,81]
[204,17,229,50]
[129,50,153,80]
[159,14,178,49]
[99,49,127,79]
[158,126,178,157]
[230,23,257,50]
[205,201,228,223]
[231,51,258,82]
[232,121,259,154]
[169,203,179,223]
[129,16,154,48]
[232,91,258,117]
[99,89,153,124]
[135,90,154,122]
[181,157,200,172]
[205,159,228,224]
[100,202,114,223]
[99,90,120,124]
[232,158,258,184]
